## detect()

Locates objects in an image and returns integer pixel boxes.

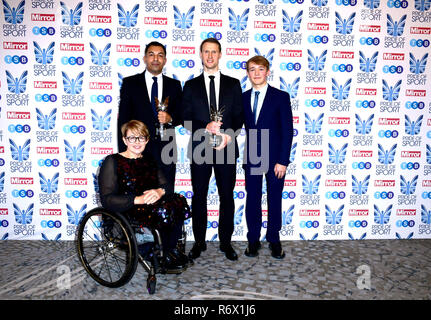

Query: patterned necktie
[151,76,158,116]
[252,91,260,124]
[209,75,217,111]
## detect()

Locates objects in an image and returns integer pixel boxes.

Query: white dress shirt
[145,70,163,103]
[251,83,268,123]
[203,70,220,110]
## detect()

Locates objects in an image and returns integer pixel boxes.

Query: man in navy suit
[117,41,183,189]
[242,56,294,259]
[182,38,244,261]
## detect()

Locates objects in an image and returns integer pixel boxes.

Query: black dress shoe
[244,241,261,257]
[171,248,189,267]
[220,243,238,261]
[269,242,285,259]
[164,250,188,274]
[188,242,207,260]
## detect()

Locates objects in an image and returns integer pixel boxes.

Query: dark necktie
[209,75,217,111]
[151,76,158,116]
[252,91,260,124]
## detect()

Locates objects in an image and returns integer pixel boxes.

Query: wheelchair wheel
[147,273,157,295]
[77,208,138,288]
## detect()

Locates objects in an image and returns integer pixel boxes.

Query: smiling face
[246,61,270,89]
[200,42,222,73]
[143,45,167,76]
[123,129,148,158]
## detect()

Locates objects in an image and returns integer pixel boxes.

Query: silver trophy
[209,105,225,148]
[155,96,169,139]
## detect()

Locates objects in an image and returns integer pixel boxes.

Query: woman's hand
[134,188,165,205]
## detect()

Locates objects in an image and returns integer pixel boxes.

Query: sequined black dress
[98,153,191,230]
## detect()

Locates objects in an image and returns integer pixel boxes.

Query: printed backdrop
[0,0,430,241]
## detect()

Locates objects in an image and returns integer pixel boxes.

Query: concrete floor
[0,239,430,301]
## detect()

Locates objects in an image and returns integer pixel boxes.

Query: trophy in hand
[209,105,225,148]
[155,96,169,139]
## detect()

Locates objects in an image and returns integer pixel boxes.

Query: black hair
[144,41,167,56]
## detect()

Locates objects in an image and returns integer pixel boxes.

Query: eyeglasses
[125,136,147,143]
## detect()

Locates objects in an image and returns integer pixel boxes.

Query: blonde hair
[121,120,150,139]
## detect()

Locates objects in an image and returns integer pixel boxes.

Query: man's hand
[158,111,172,124]
[214,133,232,151]
[206,121,222,135]
[274,163,287,179]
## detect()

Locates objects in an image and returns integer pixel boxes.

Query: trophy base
[155,122,171,140]
[155,128,165,139]
[209,134,223,149]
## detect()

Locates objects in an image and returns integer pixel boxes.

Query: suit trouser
[244,166,285,244]
[160,223,182,252]
[153,138,177,191]
[156,141,178,250]
[160,163,176,191]
[191,161,237,245]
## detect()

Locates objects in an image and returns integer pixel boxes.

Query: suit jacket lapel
[243,89,254,127]
[140,70,151,104]
[198,73,209,108]
[256,85,273,126]
[142,70,160,120]
[219,73,226,109]
[197,74,211,120]
[161,74,170,103]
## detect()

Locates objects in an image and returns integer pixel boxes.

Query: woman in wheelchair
[98,120,191,274]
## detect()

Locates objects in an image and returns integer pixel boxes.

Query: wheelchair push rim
[76,208,138,288]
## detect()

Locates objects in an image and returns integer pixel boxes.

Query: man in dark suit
[242,56,294,259]
[117,41,182,189]
[182,38,244,261]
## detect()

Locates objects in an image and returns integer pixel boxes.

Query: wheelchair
[76,207,188,294]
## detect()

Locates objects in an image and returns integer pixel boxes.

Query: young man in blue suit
[242,56,294,259]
